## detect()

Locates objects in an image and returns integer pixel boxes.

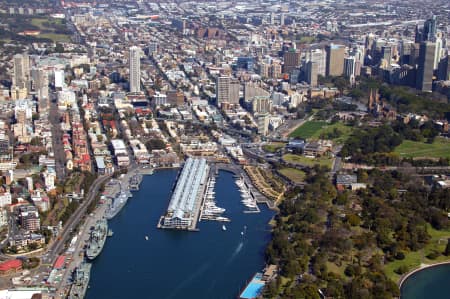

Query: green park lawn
[31,17,64,30]
[289,121,353,143]
[263,142,286,153]
[384,225,450,282]
[289,121,327,139]
[283,154,333,168]
[30,18,70,42]
[39,33,71,42]
[278,168,306,183]
[394,138,450,159]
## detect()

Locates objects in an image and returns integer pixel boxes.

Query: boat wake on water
[225,241,244,265]
[165,262,211,299]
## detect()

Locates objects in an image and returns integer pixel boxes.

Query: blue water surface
[401,263,450,299]
[86,169,274,299]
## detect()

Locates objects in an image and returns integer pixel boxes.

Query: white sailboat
[222,225,227,231]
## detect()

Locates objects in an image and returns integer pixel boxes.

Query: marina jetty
[158,157,209,231]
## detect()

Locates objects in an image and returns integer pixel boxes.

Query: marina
[236,177,260,213]
[199,176,230,223]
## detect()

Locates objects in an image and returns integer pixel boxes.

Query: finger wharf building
[159,157,209,231]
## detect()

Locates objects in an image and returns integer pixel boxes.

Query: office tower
[283,50,301,74]
[270,62,282,79]
[400,40,415,65]
[129,46,141,93]
[259,62,270,78]
[31,68,49,103]
[325,44,345,76]
[244,82,270,101]
[438,55,450,81]
[306,61,318,87]
[307,49,326,76]
[236,57,254,71]
[434,36,443,70]
[171,18,186,33]
[344,57,356,78]
[252,97,272,114]
[416,16,438,43]
[410,43,421,66]
[13,54,30,90]
[416,42,436,92]
[216,76,230,106]
[352,46,365,65]
[423,15,437,42]
[381,45,392,63]
[270,13,275,25]
[229,80,240,104]
[280,13,285,26]
[255,113,270,136]
[365,34,375,55]
[290,69,300,84]
[216,76,240,106]
[415,24,423,43]
[54,70,65,88]
[148,41,158,57]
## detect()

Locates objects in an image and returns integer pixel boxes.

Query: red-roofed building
[0,259,22,275]
[53,255,66,269]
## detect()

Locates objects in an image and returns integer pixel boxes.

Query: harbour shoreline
[59,162,272,298]
[398,260,450,289]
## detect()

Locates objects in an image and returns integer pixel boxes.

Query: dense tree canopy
[264,167,450,298]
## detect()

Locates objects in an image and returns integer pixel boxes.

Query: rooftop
[0,259,22,271]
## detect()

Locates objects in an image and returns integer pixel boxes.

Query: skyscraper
[438,55,450,81]
[216,76,240,106]
[416,42,436,92]
[433,36,443,70]
[255,113,270,136]
[307,49,326,76]
[381,45,392,64]
[344,57,356,78]
[400,40,415,65]
[13,53,30,90]
[283,50,301,74]
[229,80,240,104]
[31,68,49,103]
[325,44,345,76]
[306,61,318,87]
[129,46,141,93]
[415,16,438,43]
[423,15,437,42]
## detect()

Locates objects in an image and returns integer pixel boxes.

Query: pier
[158,158,209,231]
